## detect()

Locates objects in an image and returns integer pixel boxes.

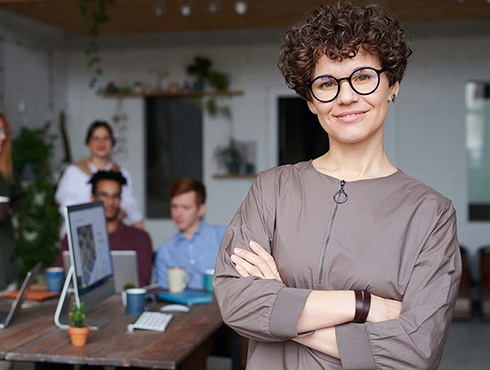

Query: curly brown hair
[278,0,412,101]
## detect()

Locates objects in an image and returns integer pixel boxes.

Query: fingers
[229,240,282,282]
[234,245,278,280]
[231,253,264,279]
[249,241,283,282]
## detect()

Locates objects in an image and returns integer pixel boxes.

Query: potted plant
[214,138,244,174]
[12,124,62,280]
[68,303,90,346]
[186,56,212,90]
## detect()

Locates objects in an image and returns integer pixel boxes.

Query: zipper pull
[333,180,348,204]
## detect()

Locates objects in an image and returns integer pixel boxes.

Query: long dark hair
[0,113,13,182]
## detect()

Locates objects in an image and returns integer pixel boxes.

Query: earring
[391,94,396,103]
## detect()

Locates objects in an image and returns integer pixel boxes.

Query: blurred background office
[0,1,490,369]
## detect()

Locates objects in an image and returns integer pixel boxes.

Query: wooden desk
[1,294,224,369]
[0,300,57,359]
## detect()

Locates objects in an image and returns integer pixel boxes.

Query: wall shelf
[213,173,257,179]
[102,90,243,98]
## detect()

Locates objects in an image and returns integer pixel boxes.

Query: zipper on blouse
[317,180,348,286]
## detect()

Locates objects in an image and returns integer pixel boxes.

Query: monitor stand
[54,266,110,330]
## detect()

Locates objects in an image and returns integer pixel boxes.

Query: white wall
[0,8,68,167]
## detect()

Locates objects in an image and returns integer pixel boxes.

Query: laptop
[0,263,41,329]
[62,250,140,293]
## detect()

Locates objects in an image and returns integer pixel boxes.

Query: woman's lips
[334,110,367,123]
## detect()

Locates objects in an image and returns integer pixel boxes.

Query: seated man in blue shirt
[155,178,226,290]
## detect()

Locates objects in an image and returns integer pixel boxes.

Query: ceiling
[1,0,490,35]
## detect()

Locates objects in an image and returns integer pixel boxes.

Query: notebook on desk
[158,290,213,306]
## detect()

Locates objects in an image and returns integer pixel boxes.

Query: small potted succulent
[68,303,89,346]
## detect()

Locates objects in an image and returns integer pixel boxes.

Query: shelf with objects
[213,173,257,179]
[101,90,244,98]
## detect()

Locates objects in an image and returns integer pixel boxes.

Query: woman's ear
[389,82,400,102]
[307,101,318,115]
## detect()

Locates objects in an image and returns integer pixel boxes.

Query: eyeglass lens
[310,68,382,103]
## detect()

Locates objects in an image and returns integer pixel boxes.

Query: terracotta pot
[68,326,90,346]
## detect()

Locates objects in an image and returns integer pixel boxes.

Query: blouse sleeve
[120,168,143,224]
[336,201,462,370]
[213,169,312,342]
[54,165,84,215]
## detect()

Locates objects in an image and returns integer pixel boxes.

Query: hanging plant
[186,56,232,119]
[79,0,116,89]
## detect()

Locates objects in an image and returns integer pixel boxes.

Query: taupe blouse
[214,160,461,369]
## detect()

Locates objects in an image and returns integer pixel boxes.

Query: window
[278,97,329,165]
[146,97,203,218]
[466,81,490,221]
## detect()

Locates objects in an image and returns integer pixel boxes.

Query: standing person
[214,2,462,369]
[57,171,153,286]
[0,114,18,370]
[0,113,18,294]
[55,121,144,234]
[155,178,225,290]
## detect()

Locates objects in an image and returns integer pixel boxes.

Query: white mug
[167,267,190,293]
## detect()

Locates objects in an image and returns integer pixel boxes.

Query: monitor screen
[66,202,113,292]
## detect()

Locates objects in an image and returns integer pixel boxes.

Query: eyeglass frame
[306,67,387,103]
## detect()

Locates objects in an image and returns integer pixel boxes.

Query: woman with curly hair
[214,1,461,369]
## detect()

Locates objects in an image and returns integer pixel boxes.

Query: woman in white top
[55,121,144,232]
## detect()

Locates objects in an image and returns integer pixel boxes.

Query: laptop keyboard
[127,311,173,333]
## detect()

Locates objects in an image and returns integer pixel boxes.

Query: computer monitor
[54,201,115,329]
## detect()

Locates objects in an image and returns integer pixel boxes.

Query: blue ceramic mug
[203,269,214,293]
[125,288,156,315]
[45,267,64,292]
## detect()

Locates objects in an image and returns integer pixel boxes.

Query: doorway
[278,97,329,166]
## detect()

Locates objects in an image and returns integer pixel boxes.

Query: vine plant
[79,0,116,88]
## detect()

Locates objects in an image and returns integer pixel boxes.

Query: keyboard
[127,311,173,333]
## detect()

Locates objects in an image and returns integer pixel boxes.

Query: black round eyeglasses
[306,67,387,103]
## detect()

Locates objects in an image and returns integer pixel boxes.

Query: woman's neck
[90,156,111,170]
[313,135,396,181]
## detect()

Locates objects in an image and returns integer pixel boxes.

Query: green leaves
[79,0,115,89]
[186,56,232,119]
[12,123,62,280]
[69,303,86,328]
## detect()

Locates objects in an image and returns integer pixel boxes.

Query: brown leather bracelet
[353,290,363,322]
[356,291,371,323]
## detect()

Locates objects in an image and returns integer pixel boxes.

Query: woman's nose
[336,80,359,105]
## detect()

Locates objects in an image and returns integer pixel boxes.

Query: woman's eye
[317,78,336,89]
[320,82,334,88]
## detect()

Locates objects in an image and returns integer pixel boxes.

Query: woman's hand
[367,295,402,323]
[231,241,283,283]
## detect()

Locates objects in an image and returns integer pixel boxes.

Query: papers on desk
[158,290,213,306]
